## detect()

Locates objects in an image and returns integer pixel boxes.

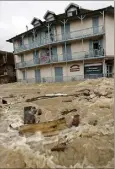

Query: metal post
[63,19,67,81]
[103,58,106,77]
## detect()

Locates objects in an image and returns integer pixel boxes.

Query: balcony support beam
[60,19,68,79]
[47,22,53,80]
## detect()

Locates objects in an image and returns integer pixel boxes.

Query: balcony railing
[18,74,111,84]
[14,25,104,53]
[15,49,104,69]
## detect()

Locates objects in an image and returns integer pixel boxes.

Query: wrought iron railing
[14,25,104,53]
[15,49,104,69]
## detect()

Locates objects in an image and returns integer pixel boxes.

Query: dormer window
[65,3,80,17]
[43,10,56,22]
[31,17,43,27]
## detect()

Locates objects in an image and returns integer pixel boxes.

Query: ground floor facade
[16,57,114,83]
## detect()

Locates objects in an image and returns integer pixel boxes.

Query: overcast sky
[0,1,114,52]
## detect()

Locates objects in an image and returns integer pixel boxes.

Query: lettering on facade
[70,64,80,72]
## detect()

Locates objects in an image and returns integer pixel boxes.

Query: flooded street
[0,78,114,168]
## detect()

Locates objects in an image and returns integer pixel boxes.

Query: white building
[7,3,114,83]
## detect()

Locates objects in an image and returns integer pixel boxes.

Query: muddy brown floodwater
[0,78,114,168]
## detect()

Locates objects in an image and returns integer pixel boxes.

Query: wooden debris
[19,117,67,135]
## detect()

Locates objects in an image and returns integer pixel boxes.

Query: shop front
[84,63,103,78]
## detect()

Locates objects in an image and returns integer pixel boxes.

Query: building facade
[0,50,16,84]
[7,3,114,83]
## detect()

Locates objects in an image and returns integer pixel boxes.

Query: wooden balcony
[14,25,104,54]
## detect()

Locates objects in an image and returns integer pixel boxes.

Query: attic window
[46,15,54,22]
[67,9,78,17]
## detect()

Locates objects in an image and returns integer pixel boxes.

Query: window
[93,41,99,50]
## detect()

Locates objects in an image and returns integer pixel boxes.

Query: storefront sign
[70,65,80,72]
[84,63,102,74]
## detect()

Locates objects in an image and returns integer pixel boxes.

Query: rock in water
[71,115,80,127]
[24,106,37,124]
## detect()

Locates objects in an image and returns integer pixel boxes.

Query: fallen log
[19,117,67,135]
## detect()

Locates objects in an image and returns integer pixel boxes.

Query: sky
[0,1,114,52]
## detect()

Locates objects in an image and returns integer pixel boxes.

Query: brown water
[0,78,114,168]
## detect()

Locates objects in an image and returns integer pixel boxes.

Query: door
[107,64,112,77]
[35,69,41,82]
[92,16,99,34]
[55,67,63,82]
[93,41,99,56]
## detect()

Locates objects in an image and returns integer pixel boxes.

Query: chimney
[26,25,28,31]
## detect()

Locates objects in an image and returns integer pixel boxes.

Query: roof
[0,50,13,55]
[6,5,114,43]
[31,17,43,25]
[65,3,79,11]
[43,10,56,20]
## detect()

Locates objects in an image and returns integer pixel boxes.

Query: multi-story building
[7,3,114,83]
[0,50,16,84]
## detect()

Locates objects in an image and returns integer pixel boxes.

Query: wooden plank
[19,117,67,135]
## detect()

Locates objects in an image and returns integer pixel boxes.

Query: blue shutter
[35,69,41,82]
[62,45,66,61]
[66,44,72,60]
[65,23,70,39]
[52,47,58,62]
[92,16,99,34]
[99,39,104,55]
[61,25,64,40]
